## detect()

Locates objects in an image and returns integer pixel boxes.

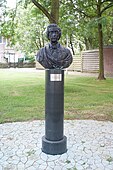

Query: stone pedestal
[42,69,67,155]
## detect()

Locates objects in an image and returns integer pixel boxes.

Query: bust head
[46,24,61,43]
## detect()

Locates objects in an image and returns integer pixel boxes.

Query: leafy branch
[31,0,56,23]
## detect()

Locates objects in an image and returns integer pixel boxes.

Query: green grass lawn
[0,69,113,123]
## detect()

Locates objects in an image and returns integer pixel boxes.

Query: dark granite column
[42,69,67,155]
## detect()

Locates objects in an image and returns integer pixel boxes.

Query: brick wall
[104,46,113,76]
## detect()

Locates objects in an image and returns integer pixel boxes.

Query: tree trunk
[69,34,75,55]
[50,0,59,24]
[84,37,89,50]
[97,22,106,80]
[97,0,106,80]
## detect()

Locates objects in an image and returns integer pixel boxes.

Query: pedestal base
[42,136,67,155]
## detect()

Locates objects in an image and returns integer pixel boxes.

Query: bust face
[48,27,59,44]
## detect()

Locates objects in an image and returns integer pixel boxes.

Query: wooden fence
[67,54,82,72]
[82,49,99,73]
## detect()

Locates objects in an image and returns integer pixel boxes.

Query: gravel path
[0,120,113,170]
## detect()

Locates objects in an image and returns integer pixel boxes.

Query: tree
[32,0,59,24]
[0,9,17,45]
[66,0,113,80]
[23,0,113,76]
[96,0,113,80]
[13,4,49,57]
[0,0,18,46]
[1,1,49,57]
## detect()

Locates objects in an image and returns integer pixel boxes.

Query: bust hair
[46,24,61,40]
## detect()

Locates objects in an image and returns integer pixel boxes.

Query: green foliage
[102,13,113,45]
[0,8,17,46]
[0,1,49,57]
[25,55,35,63]
[61,0,113,50]
[0,0,113,54]
[14,4,49,56]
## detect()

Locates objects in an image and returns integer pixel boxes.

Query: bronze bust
[36,24,73,69]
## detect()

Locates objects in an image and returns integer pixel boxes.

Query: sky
[6,0,16,8]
